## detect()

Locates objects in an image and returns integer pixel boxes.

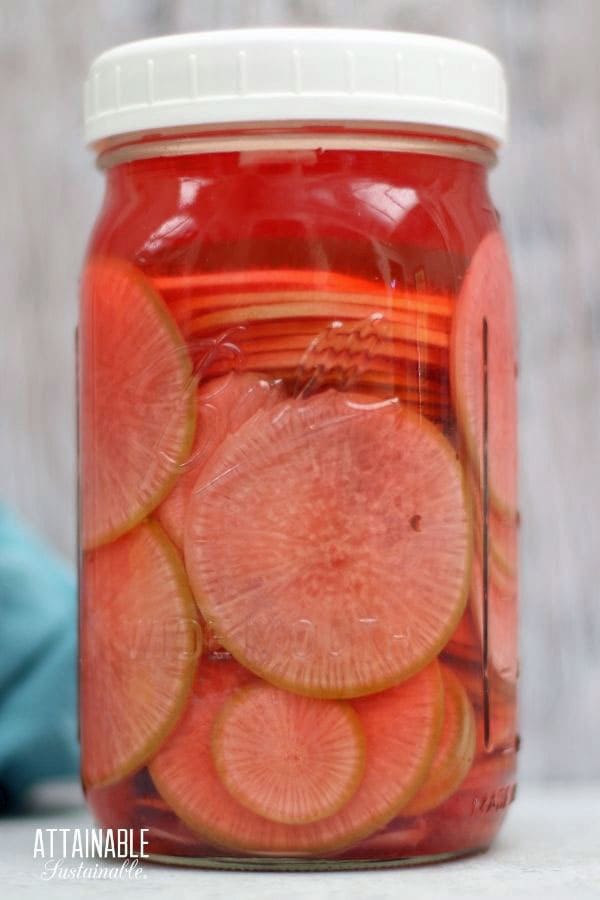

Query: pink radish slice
[157,372,285,549]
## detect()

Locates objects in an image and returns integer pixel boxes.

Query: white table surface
[1,781,598,900]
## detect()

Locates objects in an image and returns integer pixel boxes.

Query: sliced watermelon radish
[172,287,453,322]
[456,468,517,686]
[211,682,366,825]
[469,468,519,590]
[441,609,480,665]
[440,654,517,754]
[205,352,447,411]
[470,550,518,686]
[204,355,446,408]
[184,390,471,699]
[81,258,196,548]
[157,373,285,548]
[483,685,518,755]
[192,329,449,369]
[485,510,518,593]
[402,666,475,816]
[489,514,518,584]
[177,294,451,417]
[80,521,200,787]
[179,299,451,349]
[150,658,443,854]
[163,275,452,419]
[152,268,389,298]
[289,314,449,407]
[450,232,518,520]
[153,269,453,320]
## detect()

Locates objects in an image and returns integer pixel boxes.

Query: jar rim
[96,125,497,170]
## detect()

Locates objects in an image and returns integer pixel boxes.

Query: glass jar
[79,29,518,869]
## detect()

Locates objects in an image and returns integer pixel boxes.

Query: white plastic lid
[84,29,508,147]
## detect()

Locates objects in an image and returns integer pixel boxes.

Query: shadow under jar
[79,29,519,870]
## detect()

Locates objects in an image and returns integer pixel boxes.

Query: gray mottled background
[1,1,598,781]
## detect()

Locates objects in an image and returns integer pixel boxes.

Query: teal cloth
[0,505,78,808]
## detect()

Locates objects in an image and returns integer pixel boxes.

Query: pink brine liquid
[79,146,518,866]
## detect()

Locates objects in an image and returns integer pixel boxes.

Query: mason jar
[79,28,518,869]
